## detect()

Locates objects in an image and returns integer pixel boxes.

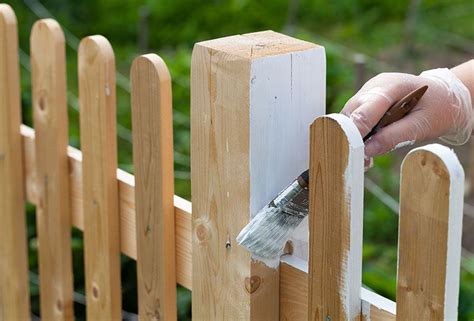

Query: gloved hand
[341,68,472,165]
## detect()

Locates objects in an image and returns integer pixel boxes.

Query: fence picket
[131,54,177,321]
[0,4,30,321]
[308,114,364,321]
[78,35,121,320]
[30,19,74,321]
[397,144,464,320]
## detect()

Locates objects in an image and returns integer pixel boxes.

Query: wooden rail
[1,4,465,321]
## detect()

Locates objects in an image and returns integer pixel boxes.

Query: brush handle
[299,85,428,186]
[362,85,428,142]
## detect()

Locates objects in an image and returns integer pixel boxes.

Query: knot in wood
[56,299,63,312]
[195,224,210,243]
[92,283,99,299]
[283,240,294,255]
[146,298,161,321]
[244,276,261,294]
[38,96,46,111]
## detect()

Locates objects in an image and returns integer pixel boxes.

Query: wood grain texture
[191,35,253,321]
[0,5,30,321]
[280,260,309,321]
[78,35,121,320]
[308,114,364,321]
[21,124,396,320]
[280,257,397,321]
[366,305,396,321]
[131,54,176,321]
[30,19,74,321]
[21,125,193,289]
[397,144,464,321]
[191,31,322,321]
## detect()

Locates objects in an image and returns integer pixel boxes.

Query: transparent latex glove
[341,69,472,167]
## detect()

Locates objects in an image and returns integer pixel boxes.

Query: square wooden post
[191,31,325,321]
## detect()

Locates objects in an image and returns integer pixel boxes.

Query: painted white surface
[174,195,192,214]
[325,114,365,321]
[281,253,308,272]
[249,46,326,262]
[361,287,397,319]
[402,144,464,320]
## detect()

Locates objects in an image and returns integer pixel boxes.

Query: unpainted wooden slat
[308,114,364,321]
[131,54,176,321]
[397,144,464,321]
[78,35,121,320]
[0,4,30,321]
[21,124,397,320]
[280,259,309,321]
[30,19,74,321]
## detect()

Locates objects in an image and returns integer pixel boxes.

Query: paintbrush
[236,85,428,264]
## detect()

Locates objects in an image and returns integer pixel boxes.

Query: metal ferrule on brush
[270,176,308,219]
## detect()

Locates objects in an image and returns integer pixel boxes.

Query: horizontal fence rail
[0,4,465,321]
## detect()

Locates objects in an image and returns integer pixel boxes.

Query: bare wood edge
[21,124,395,320]
[308,114,364,320]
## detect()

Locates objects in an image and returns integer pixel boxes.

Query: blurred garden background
[4,0,474,319]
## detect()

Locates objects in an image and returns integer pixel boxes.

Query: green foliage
[5,0,473,320]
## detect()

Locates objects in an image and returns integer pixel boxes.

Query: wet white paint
[248,45,326,265]
[325,114,364,321]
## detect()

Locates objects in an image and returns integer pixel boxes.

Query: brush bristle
[236,204,305,260]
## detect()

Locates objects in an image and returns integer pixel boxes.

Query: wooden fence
[0,4,465,321]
